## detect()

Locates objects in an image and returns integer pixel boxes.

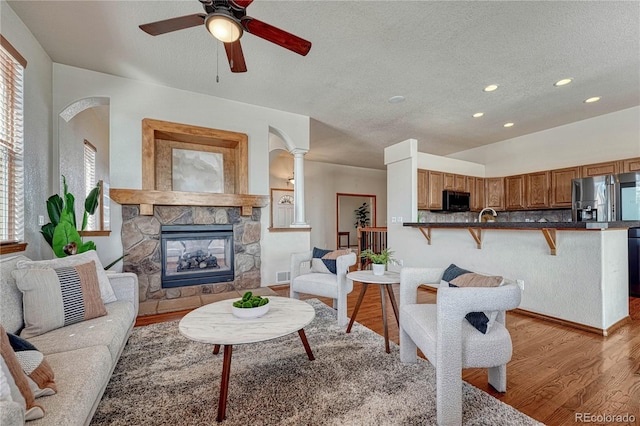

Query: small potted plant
[360,248,396,275]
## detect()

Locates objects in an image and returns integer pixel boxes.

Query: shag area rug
[91,299,542,426]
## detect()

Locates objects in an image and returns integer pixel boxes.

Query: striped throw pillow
[11,261,108,339]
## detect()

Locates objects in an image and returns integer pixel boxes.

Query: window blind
[84,140,97,230]
[0,36,26,243]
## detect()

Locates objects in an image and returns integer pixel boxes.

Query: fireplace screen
[161,225,234,288]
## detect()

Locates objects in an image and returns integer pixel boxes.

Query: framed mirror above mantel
[110,118,268,215]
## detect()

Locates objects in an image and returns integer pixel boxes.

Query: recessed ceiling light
[503,122,514,128]
[472,112,484,118]
[388,95,405,104]
[584,96,601,103]
[554,78,573,87]
[483,84,499,92]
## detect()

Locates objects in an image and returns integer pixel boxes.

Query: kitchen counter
[395,221,631,334]
[404,221,640,229]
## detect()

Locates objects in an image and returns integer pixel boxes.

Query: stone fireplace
[121,205,261,305]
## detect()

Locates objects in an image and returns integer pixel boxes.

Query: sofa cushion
[7,333,57,398]
[13,261,108,339]
[16,250,117,304]
[0,255,31,334]
[442,264,504,334]
[27,345,113,426]
[0,327,44,421]
[26,301,135,363]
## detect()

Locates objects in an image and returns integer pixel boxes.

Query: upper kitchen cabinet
[582,161,618,177]
[550,166,580,208]
[505,175,526,210]
[466,176,485,212]
[417,169,428,210]
[526,171,550,209]
[427,171,444,210]
[485,177,505,211]
[444,173,466,191]
[620,157,640,173]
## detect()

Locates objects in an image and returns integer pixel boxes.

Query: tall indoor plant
[40,175,99,257]
[354,202,371,229]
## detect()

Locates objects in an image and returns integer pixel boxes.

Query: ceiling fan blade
[241,17,312,56]
[229,0,254,8]
[139,14,206,36]
[224,40,247,73]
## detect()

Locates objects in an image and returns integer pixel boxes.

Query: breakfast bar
[397,221,639,335]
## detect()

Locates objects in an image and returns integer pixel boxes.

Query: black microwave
[442,190,471,212]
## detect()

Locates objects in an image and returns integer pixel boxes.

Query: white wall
[305,161,387,250]
[449,106,640,176]
[417,152,485,177]
[385,139,417,261]
[59,106,109,230]
[1,1,53,260]
[52,64,310,286]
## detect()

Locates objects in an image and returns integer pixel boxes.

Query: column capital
[291,148,308,157]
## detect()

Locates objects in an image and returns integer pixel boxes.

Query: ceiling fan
[139,0,312,73]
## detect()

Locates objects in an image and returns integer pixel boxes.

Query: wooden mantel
[110,189,268,216]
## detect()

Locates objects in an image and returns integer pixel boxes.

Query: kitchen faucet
[478,207,497,222]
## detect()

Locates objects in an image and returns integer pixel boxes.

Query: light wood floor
[138,283,640,425]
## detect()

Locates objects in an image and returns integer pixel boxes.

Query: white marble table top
[347,270,400,285]
[179,296,315,345]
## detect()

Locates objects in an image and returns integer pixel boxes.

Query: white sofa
[0,255,139,426]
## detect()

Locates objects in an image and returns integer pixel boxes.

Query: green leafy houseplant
[360,248,396,265]
[232,292,269,308]
[354,202,371,228]
[40,175,100,257]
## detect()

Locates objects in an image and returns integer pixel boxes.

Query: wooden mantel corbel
[109,189,269,216]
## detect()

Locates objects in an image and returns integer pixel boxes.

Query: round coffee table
[179,296,316,422]
[346,270,400,353]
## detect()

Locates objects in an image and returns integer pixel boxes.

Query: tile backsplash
[417,209,572,223]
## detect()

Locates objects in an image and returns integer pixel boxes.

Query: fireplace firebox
[160,224,234,288]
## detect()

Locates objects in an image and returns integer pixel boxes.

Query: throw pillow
[442,264,504,334]
[310,247,351,274]
[12,260,108,339]
[0,326,45,421]
[7,333,57,398]
[16,250,117,304]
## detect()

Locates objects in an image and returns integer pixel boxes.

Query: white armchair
[290,250,357,326]
[399,267,522,426]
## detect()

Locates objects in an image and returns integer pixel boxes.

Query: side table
[346,270,400,353]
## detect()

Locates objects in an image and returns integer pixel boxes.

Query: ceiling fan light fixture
[205,12,243,43]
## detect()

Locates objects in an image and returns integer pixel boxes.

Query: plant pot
[372,263,385,276]
[231,303,270,319]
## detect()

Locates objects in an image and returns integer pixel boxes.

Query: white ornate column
[290,148,310,228]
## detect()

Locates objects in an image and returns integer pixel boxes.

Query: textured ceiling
[8,0,640,170]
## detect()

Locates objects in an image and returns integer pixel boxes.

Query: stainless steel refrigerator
[571,175,615,223]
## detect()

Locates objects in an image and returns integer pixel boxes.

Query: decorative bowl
[231,303,270,319]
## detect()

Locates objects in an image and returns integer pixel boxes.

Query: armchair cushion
[443,264,504,334]
[310,247,351,274]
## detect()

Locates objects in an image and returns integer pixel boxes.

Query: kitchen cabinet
[526,171,550,209]
[550,166,580,208]
[443,173,466,191]
[485,177,505,211]
[505,175,526,210]
[582,161,618,177]
[417,169,428,210]
[427,171,444,210]
[621,157,640,173]
[467,176,485,212]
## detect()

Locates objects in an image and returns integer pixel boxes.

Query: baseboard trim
[513,308,631,336]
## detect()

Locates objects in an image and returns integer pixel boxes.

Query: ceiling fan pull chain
[216,40,220,83]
